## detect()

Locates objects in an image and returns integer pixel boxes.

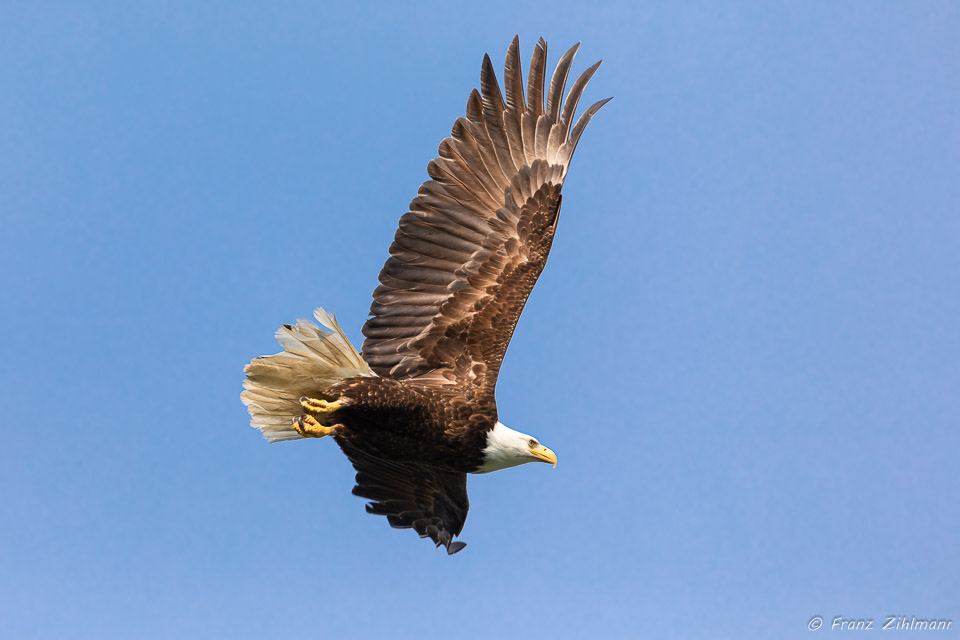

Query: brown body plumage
[242,37,608,554]
[326,376,492,473]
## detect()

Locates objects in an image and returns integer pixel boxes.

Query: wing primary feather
[546,42,580,123]
[534,108,551,158]
[465,88,484,123]
[567,96,613,160]
[479,54,506,112]
[480,53,518,179]
[526,38,547,116]
[560,60,602,139]
[504,35,525,111]
[462,92,510,189]
[502,36,530,170]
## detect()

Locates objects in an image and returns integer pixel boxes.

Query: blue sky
[2,2,958,638]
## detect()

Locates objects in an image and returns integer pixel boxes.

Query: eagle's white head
[474,421,557,474]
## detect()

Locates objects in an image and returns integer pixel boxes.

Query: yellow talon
[300,396,342,416]
[293,415,337,438]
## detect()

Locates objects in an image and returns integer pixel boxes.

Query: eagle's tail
[241,308,374,442]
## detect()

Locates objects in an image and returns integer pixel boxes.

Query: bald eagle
[242,37,608,554]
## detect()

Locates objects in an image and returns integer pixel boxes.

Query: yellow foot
[299,396,342,417]
[293,415,339,438]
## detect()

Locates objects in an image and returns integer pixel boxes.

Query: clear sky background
[2,2,958,638]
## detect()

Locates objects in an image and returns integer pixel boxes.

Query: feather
[241,309,373,443]
[565,96,613,164]
[480,54,519,180]
[560,60,602,138]
[342,441,469,553]
[546,42,580,123]
[527,38,547,116]
[503,35,524,111]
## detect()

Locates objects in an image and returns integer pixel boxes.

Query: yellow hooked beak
[529,444,558,467]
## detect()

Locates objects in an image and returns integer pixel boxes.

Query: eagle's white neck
[474,421,536,474]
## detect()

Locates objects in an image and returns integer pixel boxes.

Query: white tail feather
[241,308,373,442]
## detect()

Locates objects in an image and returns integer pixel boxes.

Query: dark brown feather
[339,439,469,554]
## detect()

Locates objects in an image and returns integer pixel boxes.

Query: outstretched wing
[337,439,469,554]
[361,37,609,392]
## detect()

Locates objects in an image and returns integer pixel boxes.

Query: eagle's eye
[528,438,538,448]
